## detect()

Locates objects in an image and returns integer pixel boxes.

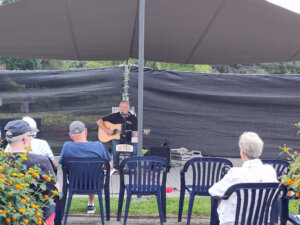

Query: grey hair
[238,132,264,159]
[6,132,29,144]
[120,100,130,106]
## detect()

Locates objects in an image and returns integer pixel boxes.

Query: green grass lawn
[67,196,299,216]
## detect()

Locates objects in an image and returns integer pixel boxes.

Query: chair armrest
[211,195,224,201]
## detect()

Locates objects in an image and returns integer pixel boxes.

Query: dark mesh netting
[129,67,300,159]
[0,67,124,154]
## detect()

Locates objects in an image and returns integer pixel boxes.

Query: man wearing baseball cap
[4,119,59,223]
[59,120,112,214]
[5,116,57,167]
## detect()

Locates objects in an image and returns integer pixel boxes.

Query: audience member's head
[239,132,263,161]
[22,116,39,138]
[69,121,87,142]
[4,119,38,152]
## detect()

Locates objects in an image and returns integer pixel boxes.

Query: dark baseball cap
[69,121,85,134]
[4,119,39,138]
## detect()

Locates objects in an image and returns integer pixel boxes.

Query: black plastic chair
[261,159,289,178]
[177,157,233,225]
[62,157,110,225]
[261,159,289,225]
[117,156,169,225]
[212,182,282,225]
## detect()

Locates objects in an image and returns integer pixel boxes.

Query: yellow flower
[284,147,291,152]
[52,190,59,195]
[21,199,26,204]
[33,173,39,178]
[24,219,29,224]
[0,167,3,172]
[35,212,41,217]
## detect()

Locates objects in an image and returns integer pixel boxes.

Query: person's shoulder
[226,167,243,177]
[32,138,50,147]
[27,153,49,162]
[63,141,75,147]
[89,141,104,147]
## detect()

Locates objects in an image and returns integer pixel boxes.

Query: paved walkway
[64,215,211,225]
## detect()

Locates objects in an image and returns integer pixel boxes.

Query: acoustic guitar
[98,121,122,143]
[98,121,151,143]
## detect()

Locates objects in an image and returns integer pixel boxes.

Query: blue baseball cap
[4,119,39,138]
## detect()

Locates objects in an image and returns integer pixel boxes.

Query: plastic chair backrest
[222,182,281,225]
[120,156,169,193]
[261,159,289,177]
[66,157,110,194]
[183,157,233,194]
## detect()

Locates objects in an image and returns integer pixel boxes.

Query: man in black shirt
[98,100,137,170]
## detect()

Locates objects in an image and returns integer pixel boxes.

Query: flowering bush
[0,143,58,225]
[280,122,300,197]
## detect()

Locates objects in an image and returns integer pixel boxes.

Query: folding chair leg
[104,184,110,221]
[210,198,219,225]
[156,193,164,225]
[123,194,132,225]
[117,187,125,221]
[63,194,73,225]
[98,192,105,225]
[187,194,195,225]
[161,190,167,222]
[178,187,185,222]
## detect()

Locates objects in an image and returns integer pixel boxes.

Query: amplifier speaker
[149,147,171,167]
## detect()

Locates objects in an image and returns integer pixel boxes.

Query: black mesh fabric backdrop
[129,67,300,159]
[0,67,123,154]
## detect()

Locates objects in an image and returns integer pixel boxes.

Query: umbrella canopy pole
[137,0,145,156]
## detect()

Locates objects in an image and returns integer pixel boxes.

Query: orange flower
[24,219,29,224]
[21,199,26,204]
[35,212,41,217]
[287,179,292,185]
[18,209,25,213]
[7,180,12,185]
[11,216,16,220]
[0,167,3,172]
[15,184,22,190]
[6,218,11,223]
[33,173,39,178]
[44,195,49,199]
[284,147,291,152]
[288,191,292,195]
[31,204,38,209]
[296,192,300,198]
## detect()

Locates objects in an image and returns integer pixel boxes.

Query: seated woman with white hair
[209,132,278,225]
[5,116,57,167]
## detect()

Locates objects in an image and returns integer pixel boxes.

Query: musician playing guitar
[97,100,137,170]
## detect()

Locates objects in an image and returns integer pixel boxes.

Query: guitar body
[98,121,122,143]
